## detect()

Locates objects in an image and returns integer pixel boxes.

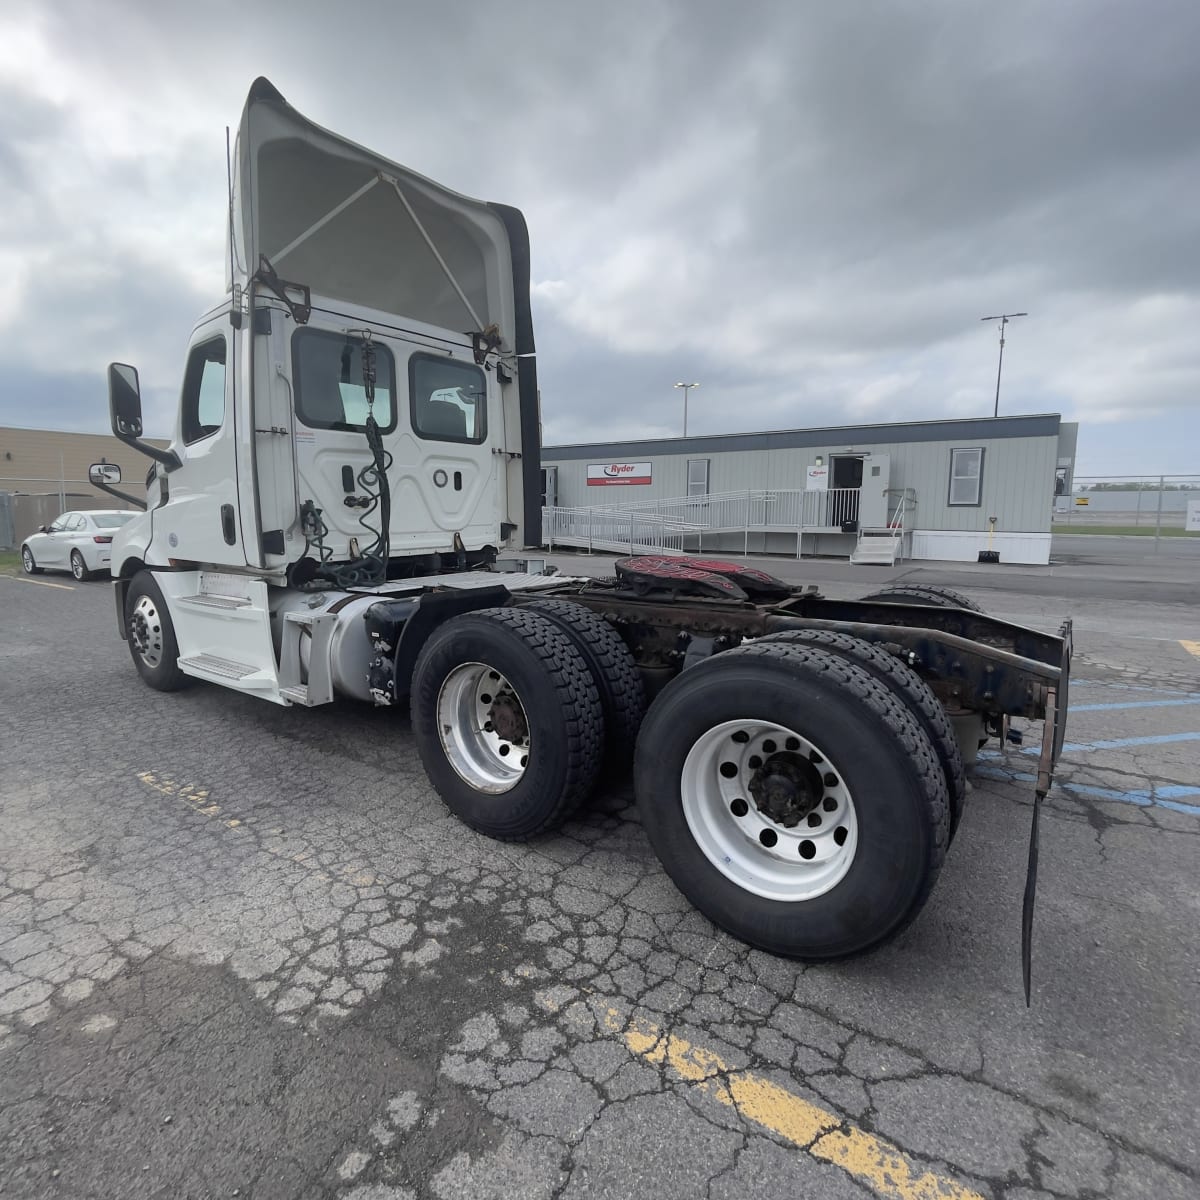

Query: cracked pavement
[1,562,1197,1199]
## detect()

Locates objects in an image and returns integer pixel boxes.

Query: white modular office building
[541,414,1077,565]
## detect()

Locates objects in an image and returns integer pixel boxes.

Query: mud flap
[1023,619,1071,1005]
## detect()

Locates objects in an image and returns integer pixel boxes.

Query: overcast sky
[1,0,1197,476]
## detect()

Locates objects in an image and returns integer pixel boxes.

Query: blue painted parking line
[1073,680,1200,698]
[974,765,1200,816]
[981,732,1200,759]
[1070,699,1200,712]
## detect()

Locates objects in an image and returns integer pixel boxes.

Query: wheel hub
[749,753,823,827]
[436,662,531,794]
[680,718,859,902]
[489,695,527,744]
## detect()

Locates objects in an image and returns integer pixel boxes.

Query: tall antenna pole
[980,313,1027,418]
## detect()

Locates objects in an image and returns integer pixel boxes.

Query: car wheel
[125,571,191,691]
[634,641,949,959]
[410,607,604,841]
[70,550,94,582]
[21,546,43,575]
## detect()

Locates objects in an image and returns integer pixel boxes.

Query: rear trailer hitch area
[504,560,1071,999]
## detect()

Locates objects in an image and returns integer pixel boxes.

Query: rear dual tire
[411,607,604,841]
[760,629,967,841]
[635,643,949,959]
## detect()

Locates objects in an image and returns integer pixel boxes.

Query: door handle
[220,504,237,545]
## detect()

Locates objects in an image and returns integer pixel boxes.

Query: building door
[829,455,863,527]
[859,454,891,527]
[540,466,558,508]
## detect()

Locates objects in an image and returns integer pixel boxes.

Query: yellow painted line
[2,574,75,590]
[598,1007,984,1200]
[134,772,377,886]
[1181,640,1200,660]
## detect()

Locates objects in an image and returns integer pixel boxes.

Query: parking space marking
[2,574,75,590]
[975,764,1200,815]
[983,732,1200,758]
[1070,698,1200,712]
[600,1008,984,1200]
[1074,680,1200,698]
[136,769,381,882]
[1182,640,1200,660]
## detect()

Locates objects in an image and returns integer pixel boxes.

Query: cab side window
[181,337,228,445]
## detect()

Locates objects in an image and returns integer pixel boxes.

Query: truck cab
[106,77,540,587]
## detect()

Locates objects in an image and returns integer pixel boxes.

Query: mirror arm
[92,478,148,512]
[113,428,181,472]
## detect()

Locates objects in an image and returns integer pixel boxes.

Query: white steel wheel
[129,593,166,668]
[682,719,858,901]
[436,661,531,794]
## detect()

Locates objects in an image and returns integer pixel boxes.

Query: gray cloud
[1,0,1197,475]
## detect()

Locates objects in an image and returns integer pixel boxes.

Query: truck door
[158,321,244,566]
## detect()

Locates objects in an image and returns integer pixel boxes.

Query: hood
[230,78,514,341]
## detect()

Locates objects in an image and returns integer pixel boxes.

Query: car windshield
[91,513,136,529]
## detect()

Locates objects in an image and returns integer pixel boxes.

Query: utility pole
[674,381,700,437]
[980,312,1027,418]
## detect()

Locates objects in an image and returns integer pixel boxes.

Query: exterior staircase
[850,489,915,567]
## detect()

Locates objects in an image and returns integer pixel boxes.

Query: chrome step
[178,653,260,680]
[179,593,250,610]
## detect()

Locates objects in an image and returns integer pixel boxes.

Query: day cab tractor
[92,79,1070,997]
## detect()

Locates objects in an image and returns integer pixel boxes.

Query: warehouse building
[0,425,169,549]
[542,414,1078,566]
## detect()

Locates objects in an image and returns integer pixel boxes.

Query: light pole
[980,313,1027,418]
[674,381,700,437]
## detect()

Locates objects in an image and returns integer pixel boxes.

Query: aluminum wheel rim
[436,662,530,794]
[130,594,165,668]
[71,553,85,579]
[21,547,33,573]
[682,719,859,901]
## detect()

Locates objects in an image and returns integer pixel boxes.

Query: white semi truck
[92,80,1070,994]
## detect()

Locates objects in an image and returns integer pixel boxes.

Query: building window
[181,337,227,445]
[948,447,984,506]
[687,458,709,497]
[410,354,487,444]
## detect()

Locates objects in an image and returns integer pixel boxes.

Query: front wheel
[635,642,949,959]
[125,572,190,691]
[21,546,42,575]
[411,607,604,841]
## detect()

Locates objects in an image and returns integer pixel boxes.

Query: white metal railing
[851,488,917,563]
[542,505,704,555]
[542,488,870,558]
[572,488,862,531]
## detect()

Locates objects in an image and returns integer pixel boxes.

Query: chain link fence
[1053,474,1200,537]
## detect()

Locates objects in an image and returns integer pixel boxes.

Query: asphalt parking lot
[1,548,1197,1200]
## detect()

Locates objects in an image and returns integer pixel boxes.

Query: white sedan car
[21,510,137,581]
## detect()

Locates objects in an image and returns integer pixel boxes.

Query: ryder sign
[587,462,653,486]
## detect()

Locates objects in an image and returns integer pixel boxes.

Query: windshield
[91,513,136,529]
